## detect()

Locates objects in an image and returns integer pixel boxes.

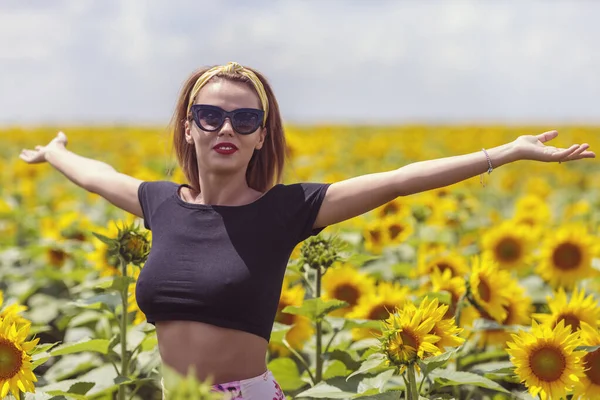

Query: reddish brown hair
[171,65,287,193]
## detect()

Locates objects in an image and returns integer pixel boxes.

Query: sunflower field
[1,126,600,400]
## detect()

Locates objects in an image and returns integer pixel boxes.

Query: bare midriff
[155,320,268,384]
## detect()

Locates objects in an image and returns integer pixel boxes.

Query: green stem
[315,266,323,383]
[283,339,316,385]
[407,364,419,400]
[323,328,340,355]
[315,267,323,383]
[118,260,130,400]
[402,373,410,400]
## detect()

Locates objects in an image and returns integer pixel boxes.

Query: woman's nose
[218,118,235,136]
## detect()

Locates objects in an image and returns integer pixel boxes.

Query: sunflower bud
[116,225,151,266]
[299,235,346,271]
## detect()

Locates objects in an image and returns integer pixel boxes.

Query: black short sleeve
[137,181,178,230]
[278,182,331,244]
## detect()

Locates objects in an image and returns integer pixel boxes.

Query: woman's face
[185,79,266,176]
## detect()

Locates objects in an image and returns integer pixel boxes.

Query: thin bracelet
[480,148,494,187]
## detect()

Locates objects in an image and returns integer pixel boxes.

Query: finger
[35,145,42,151]
[551,144,579,161]
[537,130,559,143]
[561,144,589,162]
[563,146,595,162]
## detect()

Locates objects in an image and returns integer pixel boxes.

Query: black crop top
[135,180,331,341]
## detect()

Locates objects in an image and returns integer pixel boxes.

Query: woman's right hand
[19,131,68,164]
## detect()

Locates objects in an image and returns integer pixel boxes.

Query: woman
[19,61,595,399]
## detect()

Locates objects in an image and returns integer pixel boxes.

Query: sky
[1,0,599,125]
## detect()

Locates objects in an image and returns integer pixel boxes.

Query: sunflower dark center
[368,230,382,244]
[583,350,600,385]
[368,304,392,320]
[0,337,22,380]
[382,203,399,216]
[555,313,580,332]
[529,345,566,382]
[495,237,522,263]
[552,242,583,271]
[276,302,295,326]
[388,224,404,240]
[333,284,360,307]
[399,330,419,350]
[48,248,67,266]
[477,278,492,302]
[434,262,454,275]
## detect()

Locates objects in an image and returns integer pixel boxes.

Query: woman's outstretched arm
[313,131,595,229]
[19,131,144,217]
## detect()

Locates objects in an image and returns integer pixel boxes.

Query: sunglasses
[190,104,265,135]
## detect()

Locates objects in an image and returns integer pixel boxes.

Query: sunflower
[347,281,411,340]
[534,287,600,333]
[422,194,463,228]
[507,320,585,400]
[375,197,412,219]
[418,297,464,351]
[268,277,313,356]
[381,214,414,246]
[478,283,532,347]
[467,254,513,322]
[481,220,535,271]
[0,316,39,399]
[322,263,375,316]
[379,300,441,368]
[0,292,29,328]
[424,267,466,318]
[348,282,411,321]
[361,219,388,255]
[573,321,600,399]
[414,244,469,278]
[536,225,599,289]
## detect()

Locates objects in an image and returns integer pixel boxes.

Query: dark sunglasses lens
[197,108,224,131]
[233,112,260,134]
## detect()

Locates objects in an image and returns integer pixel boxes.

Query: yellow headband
[186,62,269,126]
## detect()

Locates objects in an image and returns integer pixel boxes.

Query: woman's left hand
[513,130,595,163]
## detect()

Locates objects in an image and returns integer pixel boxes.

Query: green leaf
[419,347,460,376]
[348,353,387,380]
[270,322,292,343]
[71,293,121,312]
[92,232,116,245]
[430,369,510,394]
[44,381,96,399]
[50,338,110,356]
[323,349,362,370]
[357,369,395,394]
[324,360,351,380]
[95,275,135,292]
[343,318,384,331]
[31,353,50,369]
[30,341,60,356]
[296,383,355,399]
[353,390,404,399]
[66,382,95,395]
[283,298,349,322]
[470,361,515,375]
[140,333,158,352]
[346,253,381,267]
[267,357,306,392]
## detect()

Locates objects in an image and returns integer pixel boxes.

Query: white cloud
[0,0,599,124]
